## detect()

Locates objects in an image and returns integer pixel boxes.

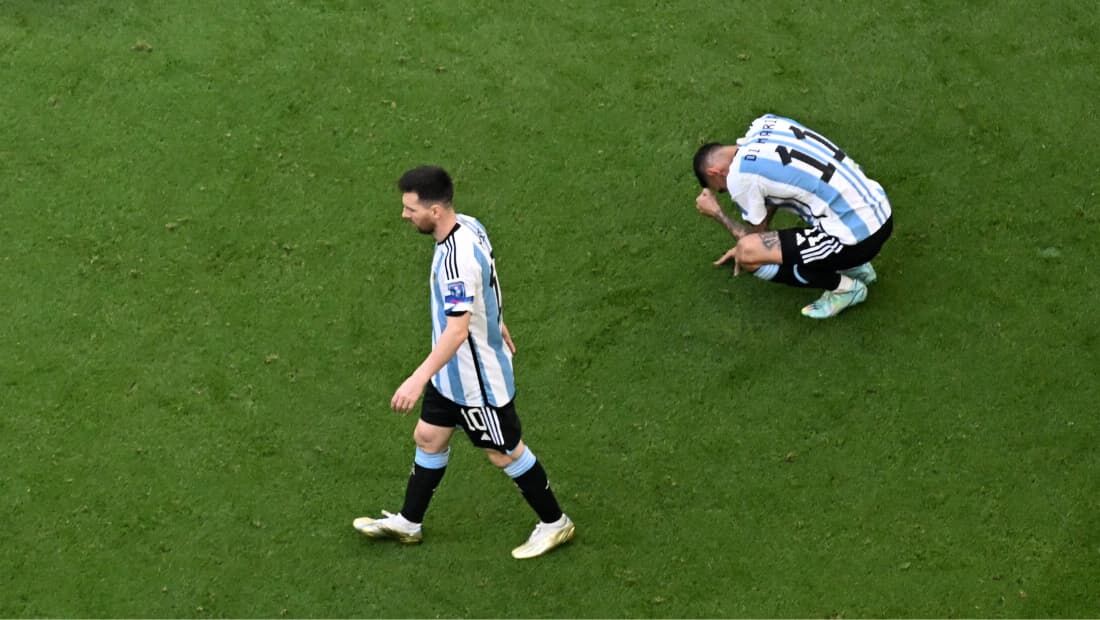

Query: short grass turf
[1,0,1098,617]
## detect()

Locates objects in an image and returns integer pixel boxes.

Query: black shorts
[421,383,523,453]
[778,216,893,271]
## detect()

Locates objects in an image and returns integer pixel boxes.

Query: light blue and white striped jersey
[728,114,892,245]
[429,213,515,407]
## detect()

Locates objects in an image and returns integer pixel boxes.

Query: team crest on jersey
[445,281,473,305]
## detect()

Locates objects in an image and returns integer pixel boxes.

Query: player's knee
[485,441,525,469]
[413,424,447,452]
[485,450,513,468]
[736,236,767,264]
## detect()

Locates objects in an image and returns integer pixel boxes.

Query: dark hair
[693,142,723,188]
[397,165,454,204]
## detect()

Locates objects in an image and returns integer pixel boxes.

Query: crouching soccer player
[693,114,893,318]
[353,165,574,559]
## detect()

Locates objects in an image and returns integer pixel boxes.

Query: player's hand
[391,376,426,414]
[695,189,722,219]
[501,322,516,355]
[713,247,742,276]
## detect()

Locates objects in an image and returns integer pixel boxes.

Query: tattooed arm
[715,205,777,239]
[696,189,749,239]
[696,190,777,239]
[712,208,750,240]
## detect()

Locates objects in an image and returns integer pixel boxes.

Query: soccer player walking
[354,165,574,559]
[693,114,893,318]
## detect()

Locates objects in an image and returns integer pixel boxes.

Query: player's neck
[432,210,458,243]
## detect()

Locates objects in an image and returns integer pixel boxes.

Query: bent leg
[780,264,842,290]
[484,440,523,468]
[732,231,783,271]
[414,419,454,453]
[735,231,841,289]
[399,420,456,523]
[486,441,564,524]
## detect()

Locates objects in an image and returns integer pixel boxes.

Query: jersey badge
[445,281,473,305]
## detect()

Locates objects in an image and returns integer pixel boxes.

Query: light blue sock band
[503,448,537,479]
[754,264,779,281]
[415,447,450,469]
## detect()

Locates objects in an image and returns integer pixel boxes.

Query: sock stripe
[754,264,779,281]
[414,447,450,469]
[504,448,537,478]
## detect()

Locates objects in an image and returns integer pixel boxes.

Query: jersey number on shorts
[460,406,490,431]
[774,127,846,184]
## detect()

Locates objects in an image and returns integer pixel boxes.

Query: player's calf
[493,444,574,559]
[840,262,877,285]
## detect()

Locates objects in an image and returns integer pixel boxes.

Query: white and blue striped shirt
[429,214,515,407]
[728,114,892,245]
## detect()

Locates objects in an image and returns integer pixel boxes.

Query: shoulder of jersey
[456,213,485,230]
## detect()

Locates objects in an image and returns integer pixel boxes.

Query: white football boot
[353,510,422,544]
[511,514,575,559]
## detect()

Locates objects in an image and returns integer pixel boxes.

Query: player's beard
[406,216,434,235]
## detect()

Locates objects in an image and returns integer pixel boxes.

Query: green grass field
[2,1,1098,617]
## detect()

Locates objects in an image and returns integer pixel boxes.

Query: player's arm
[391,312,471,414]
[695,189,749,239]
[731,180,774,234]
[500,321,516,354]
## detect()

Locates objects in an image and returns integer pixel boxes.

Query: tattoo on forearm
[717,212,747,239]
[760,231,779,249]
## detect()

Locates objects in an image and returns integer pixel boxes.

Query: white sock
[544,514,569,527]
[833,274,856,293]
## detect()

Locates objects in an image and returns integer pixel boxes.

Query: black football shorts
[421,383,522,453]
[778,216,893,271]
